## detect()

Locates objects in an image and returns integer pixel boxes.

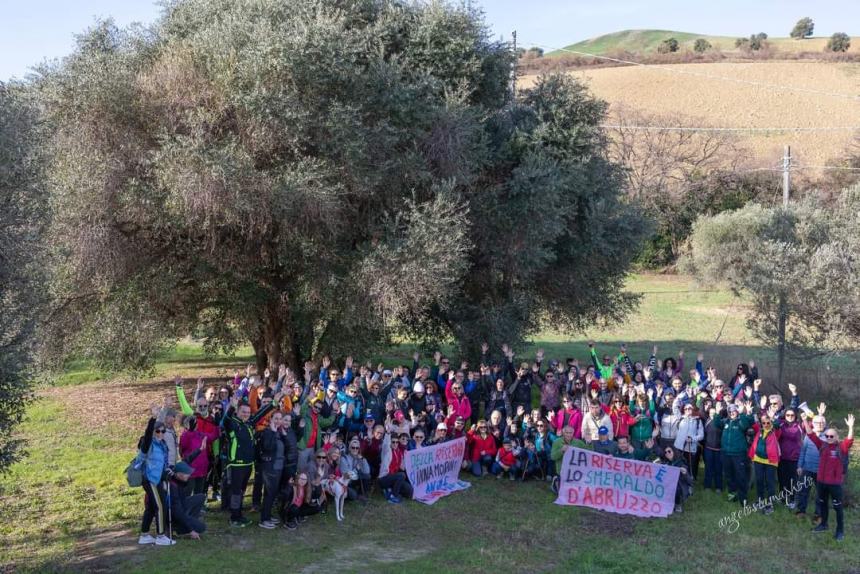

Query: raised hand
[846,414,855,428]
[196,377,204,390]
[620,344,627,354]
[433,351,442,364]
[174,375,183,387]
[788,383,797,396]
[536,348,544,362]
[743,386,752,399]
[150,403,160,418]
[652,345,658,356]
[749,360,755,370]
[345,356,354,369]
[697,353,704,362]
[753,379,762,391]
[413,350,420,362]
[481,342,489,355]
[759,396,767,411]
[818,402,827,416]
[677,349,684,359]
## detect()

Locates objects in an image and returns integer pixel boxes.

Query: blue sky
[2,0,859,80]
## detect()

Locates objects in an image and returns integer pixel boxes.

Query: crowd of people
[132,342,854,546]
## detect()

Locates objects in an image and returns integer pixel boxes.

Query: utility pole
[777,145,790,389]
[512,30,517,100]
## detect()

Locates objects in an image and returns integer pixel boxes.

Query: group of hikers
[133,343,854,546]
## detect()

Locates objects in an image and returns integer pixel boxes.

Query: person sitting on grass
[164,460,207,540]
[379,431,413,503]
[593,426,618,456]
[467,420,497,477]
[659,446,691,514]
[279,472,323,530]
[805,413,854,542]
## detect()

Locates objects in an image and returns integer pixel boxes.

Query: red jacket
[497,448,517,467]
[748,423,781,465]
[445,391,472,421]
[808,433,853,485]
[607,407,633,439]
[468,432,498,462]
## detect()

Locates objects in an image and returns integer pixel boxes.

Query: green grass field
[550,29,859,56]
[1,274,858,573]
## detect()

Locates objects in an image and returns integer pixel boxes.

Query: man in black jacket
[222,395,275,527]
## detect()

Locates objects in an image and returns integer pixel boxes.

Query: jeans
[754,461,777,505]
[228,465,253,521]
[490,461,521,477]
[795,470,820,515]
[817,482,844,533]
[777,459,798,504]
[378,471,414,499]
[260,468,283,522]
[471,455,493,476]
[703,448,723,491]
[723,453,748,504]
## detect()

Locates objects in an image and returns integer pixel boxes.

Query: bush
[827,32,851,52]
[735,37,750,49]
[693,38,712,53]
[790,17,814,39]
[657,38,679,54]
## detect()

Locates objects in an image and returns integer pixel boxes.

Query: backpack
[125,450,145,487]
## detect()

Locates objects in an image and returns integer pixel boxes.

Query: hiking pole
[165,480,173,541]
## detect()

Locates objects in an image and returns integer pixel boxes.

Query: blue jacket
[139,417,169,484]
[798,433,823,473]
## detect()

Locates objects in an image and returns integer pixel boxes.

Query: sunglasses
[414,436,424,440]
[825,434,837,439]
[154,429,165,434]
[316,456,327,460]
[350,446,359,450]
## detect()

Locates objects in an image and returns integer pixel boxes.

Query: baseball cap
[598,426,609,435]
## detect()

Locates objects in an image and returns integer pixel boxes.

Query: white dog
[322,475,350,521]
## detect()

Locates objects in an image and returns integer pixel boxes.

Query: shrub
[657,37,679,54]
[693,38,712,53]
[826,32,851,52]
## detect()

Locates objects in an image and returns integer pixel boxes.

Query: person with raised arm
[805,412,854,541]
[713,401,755,505]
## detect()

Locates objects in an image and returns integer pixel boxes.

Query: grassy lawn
[2,274,858,573]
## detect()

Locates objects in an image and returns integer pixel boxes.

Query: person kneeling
[491,438,520,480]
[279,473,324,530]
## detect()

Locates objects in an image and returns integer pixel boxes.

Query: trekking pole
[165,480,173,541]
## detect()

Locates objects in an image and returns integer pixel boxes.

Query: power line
[525,41,860,103]
[601,125,860,133]
[790,164,860,171]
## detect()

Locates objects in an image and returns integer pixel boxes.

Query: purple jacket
[778,421,803,461]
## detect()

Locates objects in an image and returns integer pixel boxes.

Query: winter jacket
[536,374,561,411]
[445,391,472,422]
[674,416,705,454]
[140,417,169,484]
[798,434,823,472]
[551,437,590,463]
[552,408,583,439]
[496,448,518,468]
[748,423,781,465]
[339,452,371,479]
[714,413,754,455]
[807,433,853,485]
[582,413,614,442]
[178,429,217,479]
[607,407,633,439]
[704,417,723,450]
[221,403,274,467]
[486,389,512,419]
[658,411,682,442]
[296,409,336,451]
[778,422,803,461]
[468,432,498,462]
[628,399,656,443]
[257,427,287,472]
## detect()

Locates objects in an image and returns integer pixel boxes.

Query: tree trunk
[250,335,267,375]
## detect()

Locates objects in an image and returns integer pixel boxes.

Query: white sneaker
[270,517,280,524]
[155,535,176,546]
[138,533,156,545]
[258,520,276,529]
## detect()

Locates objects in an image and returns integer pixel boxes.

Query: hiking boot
[387,494,402,504]
[258,520,276,530]
[155,535,176,546]
[138,533,156,545]
[787,501,796,510]
[284,519,298,530]
[812,523,828,533]
[509,473,516,481]
[551,476,560,494]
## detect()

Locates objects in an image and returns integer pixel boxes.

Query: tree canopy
[0,82,42,471]
[685,186,860,354]
[790,17,814,39]
[39,0,647,373]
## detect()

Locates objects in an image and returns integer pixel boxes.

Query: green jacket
[296,409,336,451]
[714,413,754,455]
[551,437,591,463]
[628,398,656,442]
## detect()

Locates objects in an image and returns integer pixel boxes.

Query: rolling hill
[551,28,859,56]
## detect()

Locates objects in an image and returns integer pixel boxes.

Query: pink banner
[404,437,471,505]
[554,447,680,517]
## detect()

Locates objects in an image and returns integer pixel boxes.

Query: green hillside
[549,28,854,56]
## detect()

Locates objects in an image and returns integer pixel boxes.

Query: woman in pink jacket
[179,416,219,496]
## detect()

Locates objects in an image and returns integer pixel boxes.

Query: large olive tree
[41,0,647,373]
